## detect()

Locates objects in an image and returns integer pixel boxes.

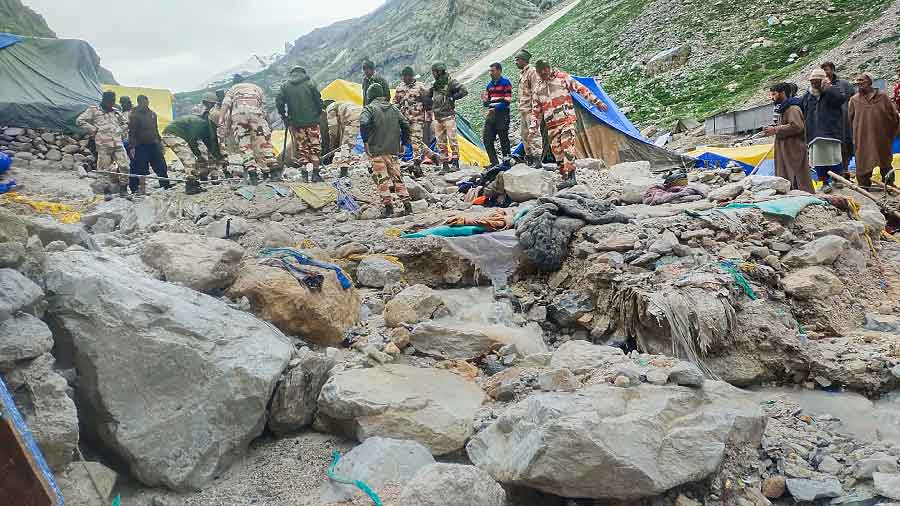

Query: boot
[184,178,204,195]
[452,159,460,169]
[248,170,260,186]
[300,169,310,183]
[412,159,424,178]
[339,166,350,179]
[441,162,453,174]
[557,171,577,190]
[311,167,324,183]
[268,168,283,182]
[137,178,147,197]
[210,175,220,185]
[381,204,394,218]
[402,201,414,216]
[117,183,129,199]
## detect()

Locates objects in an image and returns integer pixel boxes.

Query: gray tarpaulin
[0,33,103,131]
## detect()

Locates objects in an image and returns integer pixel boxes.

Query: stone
[782,235,849,267]
[410,322,547,360]
[646,369,669,385]
[708,181,744,201]
[549,292,594,327]
[614,375,631,387]
[62,144,81,154]
[142,232,245,292]
[4,127,25,136]
[646,44,691,74]
[80,198,133,228]
[399,463,506,506]
[762,475,786,498]
[500,165,556,202]
[854,453,899,479]
[316,364,487,455]
[268,352,336,436]
[0,241,26,268]
[467,381,765,499]
[864,313,900,334]
[483,367,522,400]
[785,478,843,502]
[874,472,900,500]
[668,361,705,387]
[356,257,404,288]
[91,217,116,234]
[45,240,67,252]
[819,455,843,474]
[0,207,29,244]
[783,267,844,299]
[334,241,368,258]
[526,305,547,322]
[0,313,53,364]
[403,176,436,202]
[595,233,638,252]
[320,437,436,503]
[521,352,551,368]
[45,149,62,161]
[262,223,293,247]
[228,263,359,347]
[538,368,579,392]
[675,495,701,506]
[390,326,411,349]
[0,268,44,320]
[859,209,887,237]
[44,250,293,490]
[57,461,117,506]
[118,195,174,234]
[743,175,791,194]
[205,216,251,239]
[550,340,625,374]
[23,215,97,250]
[384,284,447,327]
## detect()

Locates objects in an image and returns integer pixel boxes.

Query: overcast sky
[25,0,385,92]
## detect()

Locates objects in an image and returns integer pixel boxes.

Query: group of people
[767,61,899,193]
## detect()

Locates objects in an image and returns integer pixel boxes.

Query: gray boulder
[500,165,556,202]
[320,437,435,503]
[316,364,487,455]
[859,209,887,237]
[0,207,28,243]
[409,322,547,360]
[44,250,293,490]
[384,284,448,327]
[0,313,53,364]
[782,235,849,267]
[268,351,335,436]
[668,361,705,387]
[466,381,765,499]
[205,216,251,239]
[549,340,626,374]
[782,266,844,299]
[23,215,97,250]
[785,477,843,502]
[57,461,118,506]
[708,181,744,202]
[80,197,133,229]
[0,267,44,320]
[399,463,506,506]
[875,473,900,500]
[356,256,403,288]
[0,241,26,268]
[141,231,245,292]
[864,313,900,334]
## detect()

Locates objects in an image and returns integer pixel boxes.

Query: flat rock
[141,231,245,292]
[0,267,44,320]
[0,313,53,363]
[44,250,293,490]
[668,361,705,387]
[782,235,849,267]
[783,266,844,299]
[356,257,403,288]
[228,263,359,346]
[0,207,29,243]
[316,364,487,455]
[384,284,447,327]
[0,241,26,268]
[743,175,790,194]
[500,165,556,202]
[708,181,744,201]
[549,340,625,374]
[785,477,843,502]
[864,313,900,334]
[23,215,97,250]
[268,351,335,436]
[399,463,506,506]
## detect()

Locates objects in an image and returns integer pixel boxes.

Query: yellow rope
[844,197,878,254]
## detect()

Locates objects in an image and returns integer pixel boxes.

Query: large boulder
[500,165,556,202]
[228,263,360,346]
[268,351,335,436]
[399,463,506,506]
[44,251,293,490]
[384,284,448,327]
[466,381,765,499]
[22,215,97,250]
[356,256,404,288]
[0,267,44,320]
[0,313,53,364]
[410,322,548,360]
[316,364,487,455]
[0,207,28,243]
[550,340,627,374]
[874,472,900,500]
[782,266,844,299]
[320,437,436,503]
[141,231,245,292]
[118,195,176,234]
[80,198,133,230]
[782,235,849,267]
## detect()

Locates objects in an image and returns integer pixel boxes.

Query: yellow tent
[686,144,775,171]
[102,84,174,132]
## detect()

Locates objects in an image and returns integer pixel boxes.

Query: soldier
[220,74,276,185]
[76,90,129,199]
[276,66,325,182]
[360,83,413,218]
[393,66,430,176]
[205,90,229,179]
[326,100,363,178]
[162,101,221,195]
[533,60,607,189]
[427,63,468,173]
[362,59,389,107]
[514,49,543,168]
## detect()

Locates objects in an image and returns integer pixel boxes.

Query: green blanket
[722,196,826,219]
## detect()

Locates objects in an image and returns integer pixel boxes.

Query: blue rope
[720,260,757,300]
[261,247,353,289]
[328,451,383,506]
[333,178,360,214]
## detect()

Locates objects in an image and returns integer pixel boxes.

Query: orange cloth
[444,208,512,231]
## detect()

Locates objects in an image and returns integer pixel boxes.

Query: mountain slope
[0,0,55,37]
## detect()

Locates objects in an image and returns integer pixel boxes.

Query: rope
[327,451,383,506]
[720,260,757,300]
[332,178,360,213]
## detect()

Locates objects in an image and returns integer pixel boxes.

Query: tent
[687,144,775,174]
[318,79,490,167]
[102,84,175,132]
[0,33,104,131]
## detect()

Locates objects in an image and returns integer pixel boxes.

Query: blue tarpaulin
[0,32,22,50]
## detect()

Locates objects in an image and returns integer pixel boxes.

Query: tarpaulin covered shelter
[0,33,104,131]
[102,84,175,132]
[687,144,775,174]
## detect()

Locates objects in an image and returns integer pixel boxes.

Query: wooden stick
[829,171,900,220]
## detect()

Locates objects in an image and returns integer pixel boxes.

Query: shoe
[300,169,310,183]
[210,175,220,185]
[268,169,283,182]
[184,178,204,195]
[557,172,577,190]
[311,168,324,183]
[441,162,453,174]
[402,201,413,216]
[381,204,394,218]
[339,166,350,179]
[248,171,260,186]
[451,159,460,169]
[117,184,129,199]
[819,183,833,194]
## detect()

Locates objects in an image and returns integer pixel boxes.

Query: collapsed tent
[103,84,175,132]
[0,33,104,131]
[687,144,775,174]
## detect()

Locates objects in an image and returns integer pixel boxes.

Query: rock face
[782,235,849,267]
[317,364,487,455]
[384,284,447,327]
[466,381,765,499]
[0,313,53,363]
[228,263,360,346]
[44,251,293,491]
[0,267,44,320]
[320,437,436,503]
[782,266,844,299]
[399,463,506,506]
[500,165,556,202]
[141,231,245,292]
[268,352,335,436]
[356,256,403,288]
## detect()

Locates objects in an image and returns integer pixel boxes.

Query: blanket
[643,183,709,205]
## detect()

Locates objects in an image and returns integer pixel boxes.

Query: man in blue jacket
[800,68,846,193]
[482,62,512,166]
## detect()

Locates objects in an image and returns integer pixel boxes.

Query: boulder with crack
[268,351,335,436]
[141,231,245,292]
[316,364,487,455]
[44,250,293,491]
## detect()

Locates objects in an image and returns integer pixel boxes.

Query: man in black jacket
[821,61,856,178]
[800,68,845,193]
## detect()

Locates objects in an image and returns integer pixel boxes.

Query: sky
[25,0,385,92]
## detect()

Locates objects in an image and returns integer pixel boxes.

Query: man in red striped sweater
[481,62,513,166]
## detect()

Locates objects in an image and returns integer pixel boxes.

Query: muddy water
[753,387,900,444]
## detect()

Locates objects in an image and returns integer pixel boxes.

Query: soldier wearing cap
[362,59,390,107]
[276,65,325,182]
[427,62,468,173]
[393,66,430,176]
[514,49,543,168]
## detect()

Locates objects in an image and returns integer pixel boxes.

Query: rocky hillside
[175,0,564,114]
[0,0,55,37]
[458,0,897,132]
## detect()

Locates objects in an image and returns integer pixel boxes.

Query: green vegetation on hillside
[0,0,55,37]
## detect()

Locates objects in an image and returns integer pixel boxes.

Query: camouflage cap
[362,58,375,70]
[534,60,551,71]
[400,66,415,77]
[431,62,447,72]
[514,49,532,62]
[202,92,217,103]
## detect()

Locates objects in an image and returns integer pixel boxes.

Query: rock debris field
[3,125,900,506]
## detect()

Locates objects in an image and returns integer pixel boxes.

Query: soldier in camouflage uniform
[360,83,412,218]
[514,50,543,168]
[204,91,228,179]
[277,66,325,182]
[162,94,221,194]
[533,60,607,189]
[220,74,276,185]
[326,100,363,178]
[427,63,468,173]
[77,91,130,199]
[393,66,430,177]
